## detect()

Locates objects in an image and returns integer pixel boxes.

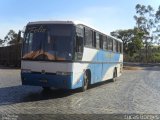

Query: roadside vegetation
[111,4,160,63]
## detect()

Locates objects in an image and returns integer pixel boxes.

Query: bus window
[119,43,121,53]
[113,39,116,52]
[93,31,96,48]
[99,34,103,49]
[120,43,123,53]
[108,37,113,51]
[103,36,107,50]
[75,27,84,60]
[116,41,118,52]
[76,36,83,52]
[96,32,100,49]
[118,42,120,53]
[84,27,93,47]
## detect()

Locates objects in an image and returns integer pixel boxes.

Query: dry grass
[123,66,144,70]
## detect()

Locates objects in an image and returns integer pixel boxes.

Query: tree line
[0,30,22,46]
[111,4,160,63]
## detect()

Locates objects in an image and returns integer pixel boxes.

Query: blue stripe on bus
[71,50,121,89]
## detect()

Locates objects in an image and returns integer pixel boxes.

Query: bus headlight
[21,69,31,73]
[56,71,72,76]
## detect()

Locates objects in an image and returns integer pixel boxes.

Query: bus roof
[27,21,74,25]
[27,21,122,42]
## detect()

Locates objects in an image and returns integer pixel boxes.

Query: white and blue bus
[21,21,123,91]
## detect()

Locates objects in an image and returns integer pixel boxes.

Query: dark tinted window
[99,34,103,49]
[96,32,100,49]
[117,42,119,53]
[75,27,84,60]
[108,37,113,51]
[84,27,93,47]
[113,39,118,52]
[103,36,108,50]
[116,41,119,52]
[120,43,123,53]
[93,31,96,47]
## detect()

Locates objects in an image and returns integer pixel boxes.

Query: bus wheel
[42,87,51,91]
[112,68,117,82]
[81,71,89,92]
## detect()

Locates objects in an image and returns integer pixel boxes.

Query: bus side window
[120,43,123,53]
[99,34,103,49]
[118,42,120,53]
[93,31,96,48]
[103,36,108,50]
[96,32,100,49]
[113,39,116,52]
[108,37,113,51]
[84,27,93,47]
[115,40,118,53]
[76,36,83,53]
[75,27,84,60]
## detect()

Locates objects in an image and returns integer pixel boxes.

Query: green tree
[110,28,143,56]
[4,30,21,45]
[134,4,156,62]
[155,5,160,45]
[111,4,160,63]
[0,39,4,45]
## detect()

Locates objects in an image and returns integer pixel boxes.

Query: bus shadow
[22,80,113,101]
[0,85,74,106]
[22,88,74,102]
[0,80,113,106]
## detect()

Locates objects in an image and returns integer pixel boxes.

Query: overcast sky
[0,0,159,39]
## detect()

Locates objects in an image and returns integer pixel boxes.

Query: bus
[21,21,123,91]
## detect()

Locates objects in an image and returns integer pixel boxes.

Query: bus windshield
[22,24,74,61]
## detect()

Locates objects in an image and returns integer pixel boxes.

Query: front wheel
[111,68,117,82]
[81,72,89,92]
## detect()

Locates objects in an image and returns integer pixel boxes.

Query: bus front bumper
[21,72,72,89]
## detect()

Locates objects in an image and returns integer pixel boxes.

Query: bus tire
[81,71,89,92]
[112,68,117,82]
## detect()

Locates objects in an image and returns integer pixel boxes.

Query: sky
[0,0,160,39]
